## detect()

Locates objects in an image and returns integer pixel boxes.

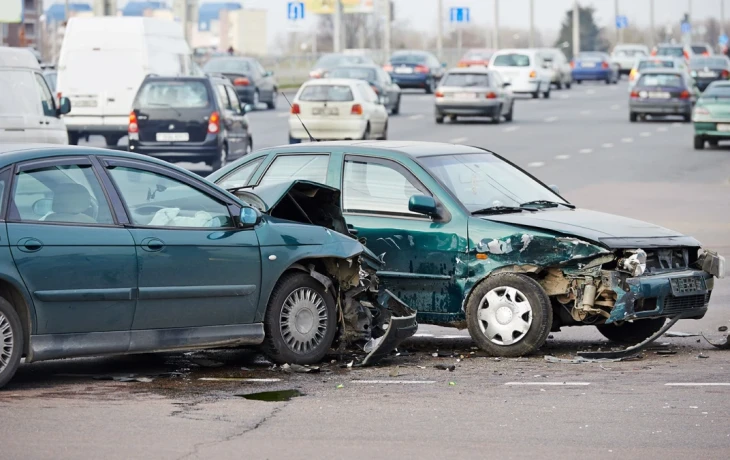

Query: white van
[0,47,71,144]
[57,17,193,146]
[490,48,552,99]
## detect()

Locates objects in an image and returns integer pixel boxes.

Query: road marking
[610,104,620,110]
[505,382,591,386]
[665,383,730,387]
[559,94,570,99]
[353,380,436,384]
[579,148,593,154]
[409,114,424,120]
[544,116,558,123]
[555,154,570,160]
[449,137,468,144]
[502,126,519,132]
[640,131,652,137]
[602,143,614,148]
[672,121,683,127]
[586,90,596,95]
[527,161,545,168]
[277,113,289,118]
[579,110,591,115]
[413,333,434,338]
[656,126,668,132]
[621,137,633,143]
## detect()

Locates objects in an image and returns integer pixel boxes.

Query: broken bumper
[361,290,417,365]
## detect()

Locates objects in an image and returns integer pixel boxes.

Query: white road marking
[555,154,570,160]
[621,137,634,143]
[640,131,652,137]
[353,380,436,384]
[544,116,558,123]
[527,161,545,168]
[610,104,620,110]
[602,143,614,148]
[409,114,424,120]
[579,148,593,154]
[657,126,668,132]
[672,121,683,127]
[586,90,596,95]
[449,137,469,144]
[505,382,591,386]
[579,110,591,115]
[502,126,519,132]
[665,383,730,387]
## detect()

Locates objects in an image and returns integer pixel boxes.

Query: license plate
[454,93,477,100]
[698,71,717,77]
[581,62,596,68]
[73,99,97,107]
[648,92,670,99]
[670,276,707,296]
[156,132,189,142]
[718,123,730,132]
[312,107,339,116]
[395,67,413,74]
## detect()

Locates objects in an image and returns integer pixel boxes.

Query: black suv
[128,75,253,170]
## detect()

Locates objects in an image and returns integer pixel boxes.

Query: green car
[693,81,730,149]
[0,145,416,388]
[211,141,725,358]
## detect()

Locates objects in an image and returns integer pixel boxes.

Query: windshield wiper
[520,200,575,209]
[471,206,536,215]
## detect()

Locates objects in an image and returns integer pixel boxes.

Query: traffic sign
[288,2,305,20]
[449,7,470,23]
[615,15,628,29]
[681,21,691,34]
[720,33,729,46]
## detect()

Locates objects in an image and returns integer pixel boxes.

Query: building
[4,0,43,49]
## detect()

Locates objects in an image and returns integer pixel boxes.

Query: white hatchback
[288,78,388,143]
[490,49,552,99]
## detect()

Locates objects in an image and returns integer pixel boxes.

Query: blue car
[572,52,619,84]
[385,50,445,94]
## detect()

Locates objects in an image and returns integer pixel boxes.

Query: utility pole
[650,0,655,47]
[383,0,391,61]
[528,0,534,47]
[722,0,726,34]
[572,1,580,58]
[493,0,499,49]
[333,0,342,52]
[436,0,443,60]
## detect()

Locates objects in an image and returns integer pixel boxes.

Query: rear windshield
[690,57,728,68]
[316,54,371,68]
[638,60,675,70]
[691,45,708,54]
[637,74,683,87]
[390,54,428,64]
[492,54,530,67]
[203,59,252,73]
[299,85,354,102]
[614,49,646,57]
[703,84,730,97]
[657,47,684,57]
[442,73,491,87]
[0,70,41,115]
[327,67,377,81]
[136,81,211,108]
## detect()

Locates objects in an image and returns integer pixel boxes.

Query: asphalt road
[2,80,729,459]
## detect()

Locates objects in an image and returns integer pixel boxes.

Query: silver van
[0,47,71,144]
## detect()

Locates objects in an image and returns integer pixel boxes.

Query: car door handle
[17,237,43,252]
[347,224,359,236]
[140,237,165,252]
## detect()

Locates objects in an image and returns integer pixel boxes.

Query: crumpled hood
[482,208,701,249]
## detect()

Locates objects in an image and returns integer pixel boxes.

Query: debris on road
[198,378,282,383]
[701,333,730,350]
[664,331,700,338]
[544,355,640,364]
[434,364,456,371]
[698,354,709,359]
[189,358,225,368]
[719,326,728,332]
[655,350,677,355]
[282,364,320,374]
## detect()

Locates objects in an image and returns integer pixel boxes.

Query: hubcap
[280,288,328,354]
[0,313,13,372]
[477,287,533,346]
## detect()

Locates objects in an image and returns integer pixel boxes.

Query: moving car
[691,43,714,57]
[490,48,551,98]
[629,69,695,122]
[651,43,693,61]
[538,48,572,89]
[0,47,71,144]
[457,49,495,68]
[689,56,730,91]
[571,52,619,84]
[210,141,725,357]
[325,64,402,115]
[628,57,685,90]
[309,53,375,79]
[128,75,253,170]
[57,17,194,146]
[434,67,514,124]
[384,50,445,94]
[611,44,650,75]
[288,78,388,143]
[0,144,417,388]
[203,56,278,110]
[692,81,730,149]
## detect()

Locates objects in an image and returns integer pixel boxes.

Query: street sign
[288,2,305,20]
[449,7,470,23]
[681,21,691,34]
[720,34,729,46]
[615,15,628,29]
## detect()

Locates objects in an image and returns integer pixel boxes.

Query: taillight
[629,70,636,81]
[486,92,497,99]
[233,77,250,86]
[679,90,691,99]
[208,111,220,134]
[290,103,300,115]
[703,51,710,57]
[383,64,393,72]
[570,61,575,68]
[128,111,138,133]
[370,85,379,94]
[529,70,537,78]
[630,91,640,99]
[458,61,468,67]
[683,51,690,60]
[650,48,657,56]
[601,61,609,69]
[414,65,429,74]
[435,90,444,98]
[351,104,363,115]
[722,69,730,78]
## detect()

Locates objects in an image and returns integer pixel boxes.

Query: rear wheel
[379,121,388,140]
[391,95,401,115]
[68,132,79,145]
[694,136,705,150]
[425,78,435,94]
[0,297,23,389]
[576,80,582,84]
[504,102,514,122]
[531,87,540,99]
[709,139,719,147]
[435,115,444,124]
[605,77,611,85]
[361,123,371,140]
[566,80,572,89]
[491,105,502,124]
[543,88,551,98]
[629,112,638,122]
[104,135,121,147]
[596,318,666,345]
[210,142,228,170]
[683,112,692,122]
[266,89,277,110]
[288,134,301,144]
[555,81,562,90]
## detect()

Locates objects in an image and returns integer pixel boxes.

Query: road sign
[288,2,305,20]
[615,15,628,29]
[720,34,729,46]
[681,21,691,34]
[449,7,470,23]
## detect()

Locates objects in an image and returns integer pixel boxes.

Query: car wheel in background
[104,135,121,146]
[266,89,277,110]
[68,132,79,145]
[576,80,582,84]
[596,318,666,345]
[694,136,705,150]
[0,297,23,389]
[361,123,371,140]
[532,88,539,99]
[543,87,550,98]
[504,102,514,122]
[288,135,301,144]
[262,272,337,365]
[244,138,253,156]
[491,106,502,124]
[391,96,401,115]
[566,81,572,89]
[425,79,435,94]
[210,142,228,170]
[605,77,611,85]
[629,112,638,122]
[683,113,691,122]
[466,273,552,357]
[435,114,444,124]
[709,139,719,147]
[555,81,562,90]
[379,121,388,140]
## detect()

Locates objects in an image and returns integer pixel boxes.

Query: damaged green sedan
[211,141,725,357]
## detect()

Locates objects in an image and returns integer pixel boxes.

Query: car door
[6,156,138,337]
[0,69,44,143]
[379,69,399,110]
[33,72,68,144]
[214,82,245,156]
[101,158,261,330]
[359,83,387,134]
[224,84,250,157]
[254,60,274,99]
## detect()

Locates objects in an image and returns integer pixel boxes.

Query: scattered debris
[238,389,302,402]
[434,364,456,372]
[664,331,700,338]
[282,364,320,374]
[448,381,456,386]
[698,354,709,359]
[544,355,640,364]
[655,350,677,355]
[336,384,344,389]
[701,333,730,350]
[199,378,282,383]
[389,367,400,377]
[91,374,155,383]
[578,314,684,360]
[189,358,224,368]
[719,326,728,332]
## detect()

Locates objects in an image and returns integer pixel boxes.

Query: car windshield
[420,153,567,211]
[491,54,530,67]
[637,74,683,87]
[390,54,428,64]
[657,47,684,57]
[614,49,646,57]
[690,57,728,68]
[203,59,252,73]
[638,59,675,70]
[136,81,211,108]
[327,67,377,81]
[316,54,370,68]
[298,84,354,102]
[702,84,730,97]
[442,73,491,87]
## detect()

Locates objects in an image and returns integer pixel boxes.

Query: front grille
[663,292,711,315]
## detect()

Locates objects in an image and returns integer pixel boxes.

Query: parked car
[0,144,417,388]
[692,81,730,149]
[309,53,375,79]
[629,69,696,122]
[128,75,253,170]
[434,67,514,124]
[0,47,71,144]
[652,43,693,61]
[571,52,619,84]
[611,44,650,75]
[538,48,572,89]
[457,48,495,68]
[490,48,551,98]
[210,141,725,357]
[688,56,730,91]
[288,78,388,143]
[384,50,445,94]
[324,64,402,115]
[628,57,686,90]
[203,56,278,110]
[691,43,714,57]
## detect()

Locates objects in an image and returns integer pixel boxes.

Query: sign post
[449,7,470,58]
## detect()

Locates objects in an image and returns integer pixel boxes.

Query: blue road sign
[449,7,470,24]
[615,15,628,29]
[720,33,728,46]
[287,2,305,21]
[681,21,692,34]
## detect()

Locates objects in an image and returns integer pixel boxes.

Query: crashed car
[211,141,725,357]
[0,145,416,389]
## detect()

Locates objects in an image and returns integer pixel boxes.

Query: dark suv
[128,75,253,170]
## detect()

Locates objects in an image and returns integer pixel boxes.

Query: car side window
[215,84,232,111]
[258,154,329,187]
[218,158,263,189]
[34,73,56,116]
[10,164,114,225]
[342,158,429,217]
[107,166,233,228]
[225,85,243,113]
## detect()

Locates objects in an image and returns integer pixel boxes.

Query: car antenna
[282,91,317,142]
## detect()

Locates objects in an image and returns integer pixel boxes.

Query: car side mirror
[58,96,71,116]
[408,195,438,218]
[238,206,262,228]
[549,184,561,195]
[441,62,447,68]
[242,104,253,114]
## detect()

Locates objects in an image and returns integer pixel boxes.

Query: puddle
[238,389,302,402]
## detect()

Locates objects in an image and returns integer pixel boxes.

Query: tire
[391,96,400,115]
[68,132,80,145]
[244,138,253,156]
[425,79,434,94]
[262,272,337,365]
[683,113,691,122]
[379,121,388,140]
[0,296,23,389]
[491,105,502,124]
[466,273,552,357]
[289,135,301,144]
[543,88,550,99]
[435,115,444,124]
[210,142,228,170]
[630,112,638,122]
[576,80,582,84]
[252,90,260,109]
[596,318,666,345]
[104,135,121,147]
[694,136,705,150]
[361,123,371,140]
[531,89,539,99]
[555,81,562,90]
[709,139,719,147]
[504,102,514,122]
[266,89,277,110]
[605,78,611,85]
[566,81,572,89]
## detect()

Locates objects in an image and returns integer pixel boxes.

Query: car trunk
[298,99,357,119]
[136,107,210,143]
[634,83,686,100]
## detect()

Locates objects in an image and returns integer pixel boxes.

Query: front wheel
[491,105,502,124]
[266,90,277,110]
[596,318,666,345]
[391,96,401,115]
[0,297,23,389]
[694,136,705,150]
[504,102,514,122]
[630,112,638,122]
[466,273,552,357]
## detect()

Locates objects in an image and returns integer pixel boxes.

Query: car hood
[481,208,701,249]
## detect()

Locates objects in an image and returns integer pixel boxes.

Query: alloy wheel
[0,312,13,374]
[279,288,329,354]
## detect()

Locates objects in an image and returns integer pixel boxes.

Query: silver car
[434,68,514,124]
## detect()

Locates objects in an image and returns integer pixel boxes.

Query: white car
[288,78,388,143]
[490,48,552,98]
[611,44,650,75]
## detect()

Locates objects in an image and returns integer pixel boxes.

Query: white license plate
[698,71,717,77]
[648,92,670,99]
[312,107,339,116]
[395,67,413,74]
[156,132,189,142]
[581,62,596,68]
[717,123,730,132]
[453,93,477,100]
[73,99,97,107]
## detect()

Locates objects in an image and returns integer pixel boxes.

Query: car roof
[206,56,256,62]
[256,141,487,158]
[329,64,379,70]
[657,43,685,48]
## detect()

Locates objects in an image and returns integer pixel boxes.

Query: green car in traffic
[693,81,730,149]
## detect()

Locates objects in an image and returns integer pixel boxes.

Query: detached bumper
[361,289,417,366]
